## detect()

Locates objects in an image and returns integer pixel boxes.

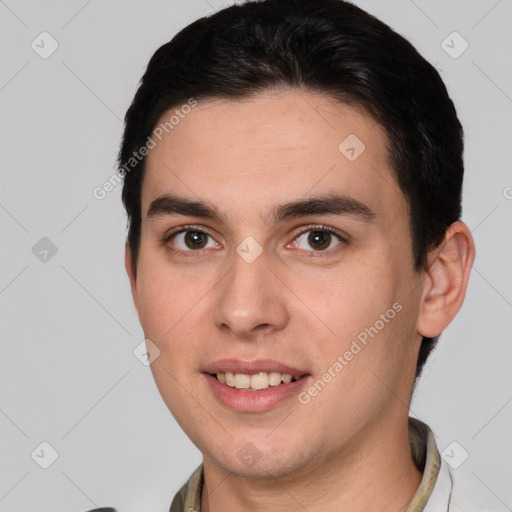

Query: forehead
[142,90,406,224]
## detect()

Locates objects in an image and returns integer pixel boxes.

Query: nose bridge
[213,248,289,336]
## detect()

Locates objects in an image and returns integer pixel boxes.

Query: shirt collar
[170,417,441,512]
[407,417,442,511]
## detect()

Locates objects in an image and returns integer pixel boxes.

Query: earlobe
[124,243,140,317]
[416,222,475,338]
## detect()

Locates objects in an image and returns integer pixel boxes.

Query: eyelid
[163,224,217,243]
[162,224,222,255]
[291,224,349,244]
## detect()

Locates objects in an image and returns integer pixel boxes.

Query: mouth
[202,359,311,412]
[210,371,300,391]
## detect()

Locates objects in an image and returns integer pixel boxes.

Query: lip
[202,359,309,378]
[202,359,311,413]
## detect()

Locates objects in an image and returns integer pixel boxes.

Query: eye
[169,230,219,252]
[292,228,344,252]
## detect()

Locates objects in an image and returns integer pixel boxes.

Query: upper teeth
[216,371,296,390]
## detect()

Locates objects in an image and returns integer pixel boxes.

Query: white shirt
[424,459,498,512]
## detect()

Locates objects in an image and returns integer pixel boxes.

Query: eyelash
[162,224,347,257]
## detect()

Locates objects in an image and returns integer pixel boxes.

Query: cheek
[135,249,207,336]
[297,261,417,384]
[293,263,399,341]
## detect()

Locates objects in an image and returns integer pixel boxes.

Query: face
[127,90,426,479]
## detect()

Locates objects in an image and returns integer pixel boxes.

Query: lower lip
[204,373,310,412]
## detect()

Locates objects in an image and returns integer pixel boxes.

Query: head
[120,0,474,478]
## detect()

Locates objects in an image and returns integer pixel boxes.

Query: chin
[205,438,315,481]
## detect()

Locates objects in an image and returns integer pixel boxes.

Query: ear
[416,221,475,338]
[125,243,140,317]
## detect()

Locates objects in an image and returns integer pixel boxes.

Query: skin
[125,89,475,511]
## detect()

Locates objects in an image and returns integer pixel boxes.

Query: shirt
[168,417,496,512]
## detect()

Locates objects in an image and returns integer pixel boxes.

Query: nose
[212,250,290,338]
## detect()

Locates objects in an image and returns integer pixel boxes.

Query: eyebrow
[146,192,376,224]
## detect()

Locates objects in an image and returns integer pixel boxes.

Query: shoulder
[450,476,502,512]
[425,458,502,512]
[442,460,502,512]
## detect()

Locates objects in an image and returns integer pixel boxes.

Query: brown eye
[292,228,343,252]
[307,231,331,250]
[184,231,208,249]
[170,230,218,252]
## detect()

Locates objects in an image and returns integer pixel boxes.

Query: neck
[201,417,423,512]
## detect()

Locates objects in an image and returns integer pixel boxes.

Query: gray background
[1,0,511,511]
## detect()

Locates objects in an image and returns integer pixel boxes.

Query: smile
[214,371,298,391]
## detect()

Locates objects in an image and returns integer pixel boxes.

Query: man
[110,0,493,510]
